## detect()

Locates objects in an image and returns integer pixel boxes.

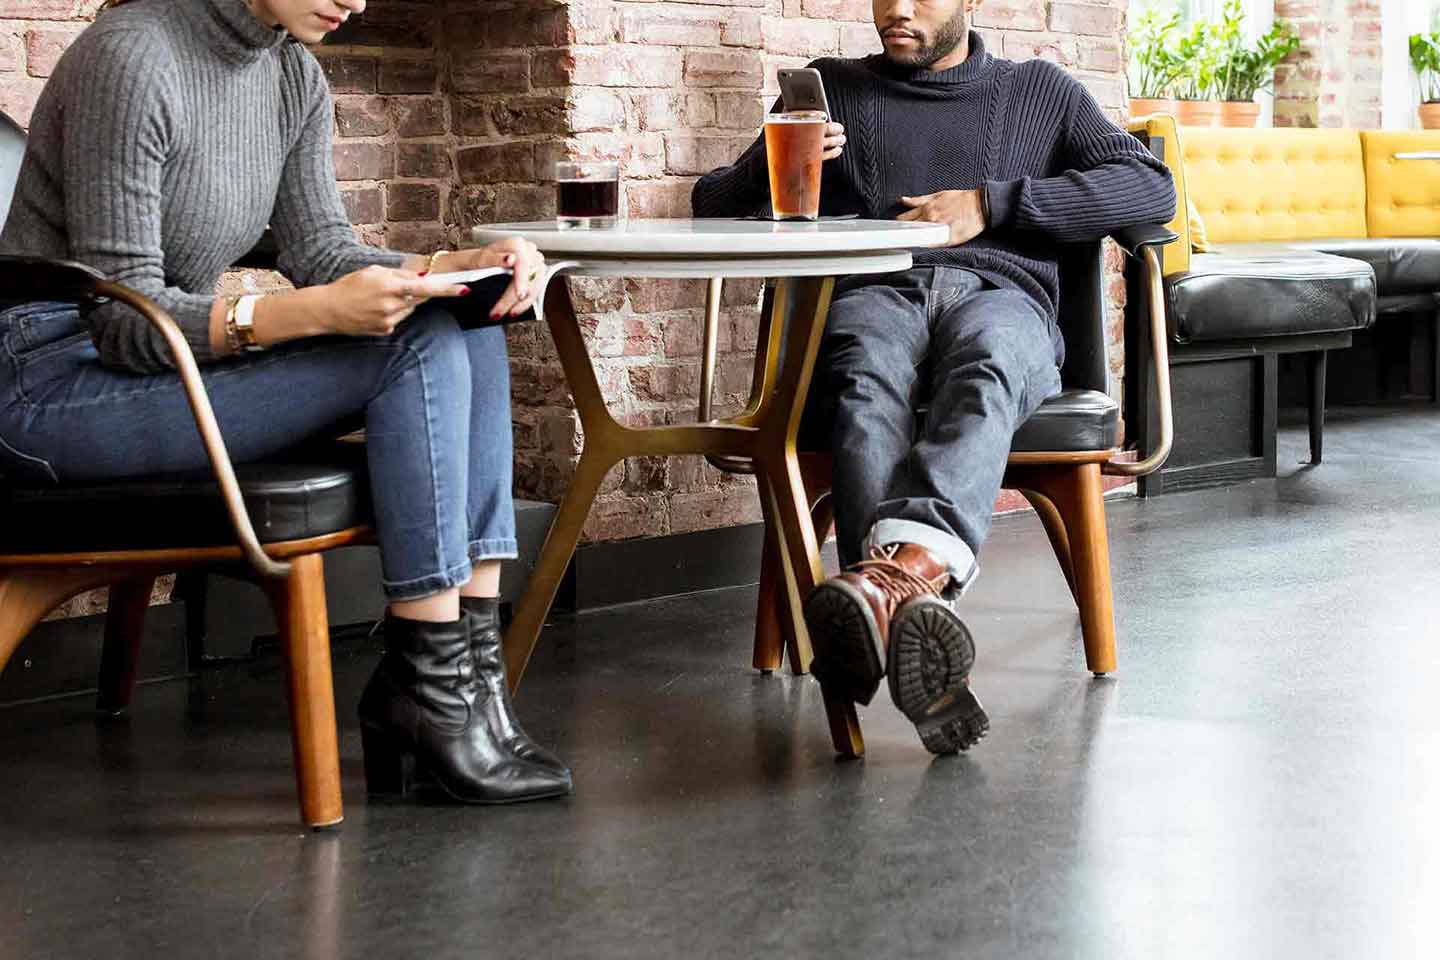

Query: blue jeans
[801,267,1063,588]
[0,301,517,600]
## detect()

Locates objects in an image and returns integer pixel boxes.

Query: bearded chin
[888,11,968,68]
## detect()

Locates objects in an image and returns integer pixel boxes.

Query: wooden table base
[502,273,867,758]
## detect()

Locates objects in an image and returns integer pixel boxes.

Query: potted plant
[1213,2,1300,128]
[1172,18,1224,126]
[1128,6,1186,116]
[1411,32,1440,129]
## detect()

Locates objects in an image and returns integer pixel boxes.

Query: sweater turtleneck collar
[869,31,994,88]
[179,0,289,64]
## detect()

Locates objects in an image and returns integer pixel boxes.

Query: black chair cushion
[0,445,371,554]
[1165,247,1376,344]
[1010,388,1120,453]
[1280,238,1440,297]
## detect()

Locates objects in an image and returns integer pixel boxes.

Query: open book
[427,262,575,327]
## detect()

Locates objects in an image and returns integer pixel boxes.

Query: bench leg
[1308,350,1327,465]
[96,576,158,715]
[265,554,343,830]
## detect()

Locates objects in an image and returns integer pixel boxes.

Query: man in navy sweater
[693,0,1176,755]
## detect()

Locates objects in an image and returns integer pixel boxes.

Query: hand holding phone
[778,67,845,161]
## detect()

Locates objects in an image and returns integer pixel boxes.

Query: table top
[472,218,951,257]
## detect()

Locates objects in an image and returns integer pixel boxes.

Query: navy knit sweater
[692,33,1176,319]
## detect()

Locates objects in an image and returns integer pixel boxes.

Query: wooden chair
[0,110,365,829]
[700,225,1177,758]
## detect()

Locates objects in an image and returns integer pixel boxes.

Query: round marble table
[471,218,950,757]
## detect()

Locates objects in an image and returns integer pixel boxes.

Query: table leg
[756,277,865,759]
[504,278,621,691]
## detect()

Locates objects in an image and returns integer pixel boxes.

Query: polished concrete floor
[2,406,1439,959]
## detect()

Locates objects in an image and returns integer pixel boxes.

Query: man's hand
[822,121,846,162]
[897,189,986,246]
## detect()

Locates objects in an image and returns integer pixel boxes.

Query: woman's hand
[319,265,470,337]
[436,238,547,320]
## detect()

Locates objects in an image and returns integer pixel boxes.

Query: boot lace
[850,544,947,608]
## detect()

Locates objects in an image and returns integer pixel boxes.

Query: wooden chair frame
[0,264,356,829]
[702,244,1175,758]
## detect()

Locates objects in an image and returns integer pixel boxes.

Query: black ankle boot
[357,614,572,804]
[460,597,572,780]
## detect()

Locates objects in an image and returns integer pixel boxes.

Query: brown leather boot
[804,542,989,754]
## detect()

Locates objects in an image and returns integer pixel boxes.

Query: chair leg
[96,576,158,715]
[1018,489,1078,604]
[1307,350,1327,465]
[1016,464,1117,676]
[752,528,785,674]
[0,569,118,679]
[264,554,343,830]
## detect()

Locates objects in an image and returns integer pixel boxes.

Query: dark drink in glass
[556,161,620,229]
[763,111,826,221]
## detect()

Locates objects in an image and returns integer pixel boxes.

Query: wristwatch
[225,294,265,353]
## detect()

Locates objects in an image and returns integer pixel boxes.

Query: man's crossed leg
[801,266,1062,754]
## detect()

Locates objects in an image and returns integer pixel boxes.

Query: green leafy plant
[1412,32,1440,104]
[1172,18,1223,100]
[1128,5,1187,99]
[1214,3,1300,103]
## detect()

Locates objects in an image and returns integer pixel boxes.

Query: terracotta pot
[1421,103,1440,130]
[1219,101,1262,128]
[1129,97,1178,118]
[1175,99,1223,127]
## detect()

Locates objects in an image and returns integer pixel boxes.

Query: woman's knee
[390,304,471,381]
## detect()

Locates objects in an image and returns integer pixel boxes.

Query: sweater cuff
[983,179,1024,229]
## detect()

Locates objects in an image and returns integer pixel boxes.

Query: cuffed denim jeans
[0,301,517,601]
[800,267,1063,589]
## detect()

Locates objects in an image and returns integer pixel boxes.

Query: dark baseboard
[0,604,189,709]
[557,522,768,613]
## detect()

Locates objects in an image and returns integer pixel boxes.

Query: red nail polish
[418,270,429,277]
[459,286,471,296]
[504,254,517,265]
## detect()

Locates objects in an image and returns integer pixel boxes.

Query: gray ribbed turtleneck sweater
[0,0,407,373]
[693,34,1176,321]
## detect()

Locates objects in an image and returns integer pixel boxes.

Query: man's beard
[882,10,969,69]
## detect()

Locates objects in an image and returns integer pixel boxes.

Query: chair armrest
[0,255,290,579]
[1112,224,1179,259]
[1102,244,1173,479]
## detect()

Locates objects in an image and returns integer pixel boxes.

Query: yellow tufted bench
[1122,119,1440,493]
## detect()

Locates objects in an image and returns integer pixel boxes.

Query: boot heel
[361,724,416,799]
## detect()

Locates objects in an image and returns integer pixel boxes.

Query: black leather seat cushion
[0,445,371,553]
[1165,248,1376,344]
[1011,388,1120,452]
[1280,238,1440,297]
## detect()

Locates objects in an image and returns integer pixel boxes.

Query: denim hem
[866,519,979,593]
[469,538,519,562]
[381,557,477,602]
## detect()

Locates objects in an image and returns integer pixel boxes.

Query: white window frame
[1382,0,1440,129]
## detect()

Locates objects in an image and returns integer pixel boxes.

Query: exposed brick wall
[1274,0,1382,128]
[3,0,1132,555]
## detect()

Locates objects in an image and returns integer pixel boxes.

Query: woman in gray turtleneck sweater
[0,0,573,806]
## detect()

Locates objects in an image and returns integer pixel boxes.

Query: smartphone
[777,67,831,120]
